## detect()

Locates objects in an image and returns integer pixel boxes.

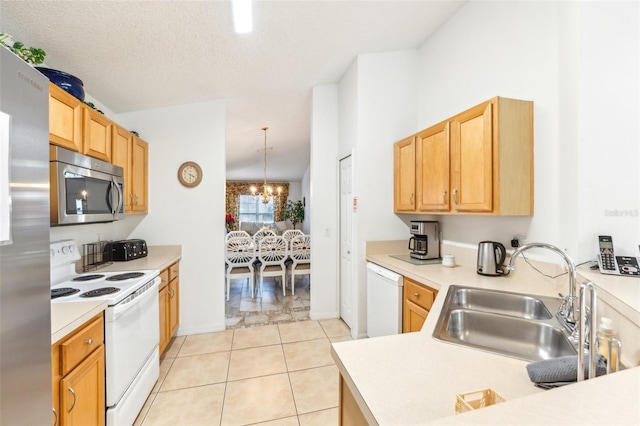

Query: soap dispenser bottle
[596,317,619,372]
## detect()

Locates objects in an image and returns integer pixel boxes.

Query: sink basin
[450,287,552,320]
[433,286,576,361]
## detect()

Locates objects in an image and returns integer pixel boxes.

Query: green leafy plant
[0,33,46,65]
[284,200,305,229]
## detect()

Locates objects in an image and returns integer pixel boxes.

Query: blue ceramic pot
[35,67,85,101]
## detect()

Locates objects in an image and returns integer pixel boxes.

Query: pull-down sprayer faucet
[506,243,578,331]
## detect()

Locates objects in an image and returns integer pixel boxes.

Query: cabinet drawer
[404,279,436,311]
[60,315,104,376]
[159,269,170,288]
[169,262,179,281]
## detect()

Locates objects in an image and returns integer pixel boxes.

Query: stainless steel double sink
[432,286,577,362]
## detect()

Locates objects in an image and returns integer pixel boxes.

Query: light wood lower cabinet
[52,313,105,426]
[403,278,437,333]
[338,375,368,426]
[159,261,180,355]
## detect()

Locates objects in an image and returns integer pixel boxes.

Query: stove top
[50,240,159,305]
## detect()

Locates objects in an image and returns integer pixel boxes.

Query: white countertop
[92,244,182,274]
[331,253,640,425]
[52,245,182,344]
[51,300,107,344]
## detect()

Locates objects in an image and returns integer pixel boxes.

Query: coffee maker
[408,221,440,260]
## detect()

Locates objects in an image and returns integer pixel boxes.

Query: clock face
[178,162,202,187]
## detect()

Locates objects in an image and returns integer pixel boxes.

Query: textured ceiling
[0,0,464,181]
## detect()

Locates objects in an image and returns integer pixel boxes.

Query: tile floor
[225,276,311,329]
[134,319,352,426]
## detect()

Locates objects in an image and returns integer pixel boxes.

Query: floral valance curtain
[225,181,289,230]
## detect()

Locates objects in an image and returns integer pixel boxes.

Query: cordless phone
[598,235,617,272]
[597,235,640,276]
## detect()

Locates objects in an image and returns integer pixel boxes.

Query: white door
[339,155,354,329]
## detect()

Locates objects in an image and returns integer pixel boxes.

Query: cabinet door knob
[443,190,447,204]
[86,338,93,345]
[453,189,458,204]
[67,387,76,413]
[414,292,419,298]
[410,193,414,205]
[52,408,58,426]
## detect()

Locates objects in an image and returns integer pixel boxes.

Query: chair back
[226,230,251,241]
[253,227,276,246]
[258,236,288,266]
[225,236,255,267]
[290,235,311,264]
[282,229,304,245]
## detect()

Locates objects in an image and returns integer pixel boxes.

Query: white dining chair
[289,235,311,295]
[225,230,251,241]
[256,235,288,298]
[224,236,255,301]
[282,229,304,243]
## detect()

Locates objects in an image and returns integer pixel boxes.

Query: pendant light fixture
[250,127,282,204]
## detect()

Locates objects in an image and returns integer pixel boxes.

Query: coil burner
[51,287,80,299]
[106,272,145,281]
[80,287,121,298]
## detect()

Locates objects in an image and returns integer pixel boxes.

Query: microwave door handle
[115,178,123,216]
[111,178,123,217]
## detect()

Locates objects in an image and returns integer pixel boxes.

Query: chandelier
[250,127,282,204]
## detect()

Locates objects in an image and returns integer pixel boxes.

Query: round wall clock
[178,161,203,187]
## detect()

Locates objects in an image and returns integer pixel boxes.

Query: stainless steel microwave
[50,146,124,225]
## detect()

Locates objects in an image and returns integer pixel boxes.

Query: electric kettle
[477,241,507,276]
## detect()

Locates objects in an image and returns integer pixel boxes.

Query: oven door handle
[106,276,160,322]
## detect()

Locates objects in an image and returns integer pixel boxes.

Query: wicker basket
[455,388,506,414]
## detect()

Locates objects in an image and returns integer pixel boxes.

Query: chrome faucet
[506,243,578,333]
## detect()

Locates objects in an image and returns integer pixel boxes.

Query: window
[238,195,274,223]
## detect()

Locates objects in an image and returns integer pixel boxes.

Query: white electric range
[50,240,160,426]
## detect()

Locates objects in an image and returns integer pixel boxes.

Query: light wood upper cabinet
[450,101,494,212]
[131,136,148,213]
[82,106,112,162]
[416,121,450,212]
[393,96,533,216]
[393,136,416,212]
[111,128,148,214]
[49,83,83,152]
[111,125,133,212]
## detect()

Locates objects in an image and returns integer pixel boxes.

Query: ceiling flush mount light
[251,127,282,204]
[232,0,252,33]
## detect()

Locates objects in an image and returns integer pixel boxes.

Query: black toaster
[103,239,148,261]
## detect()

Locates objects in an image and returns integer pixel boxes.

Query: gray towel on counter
[526,353,607,388]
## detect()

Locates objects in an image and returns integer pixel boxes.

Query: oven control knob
[68,245,75,253]
[61,246,69,254]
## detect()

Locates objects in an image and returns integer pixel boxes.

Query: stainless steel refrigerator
[0,47,52,424]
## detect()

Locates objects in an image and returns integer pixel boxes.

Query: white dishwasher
[366,262,403,337]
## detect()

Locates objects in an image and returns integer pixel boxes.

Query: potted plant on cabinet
[0,32,85,101]
[284,200,305,230]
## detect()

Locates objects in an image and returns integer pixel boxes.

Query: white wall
[416,0,639,262]
[316,50,419,337]
[309,84,339,320]
[311,0,639,337]
[117,101,227,335]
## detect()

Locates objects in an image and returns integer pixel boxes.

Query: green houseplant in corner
[284,200,305,230]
